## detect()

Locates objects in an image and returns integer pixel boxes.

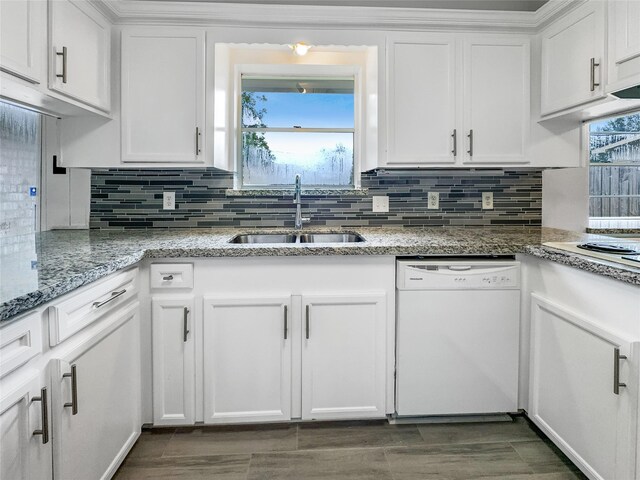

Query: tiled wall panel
[90,169,542,229]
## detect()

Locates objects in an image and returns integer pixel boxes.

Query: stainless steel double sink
[229,233,365,244]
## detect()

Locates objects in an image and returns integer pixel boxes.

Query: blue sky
[258,92,354,129]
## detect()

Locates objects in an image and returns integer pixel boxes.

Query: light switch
[163,191,176,210]
[372,196,389,213]
[482,192,494,210]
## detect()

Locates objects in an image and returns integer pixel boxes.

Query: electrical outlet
[372,195,389,213]
[482,192,494,210]
[163,191,176,210]
[427,192,439,210]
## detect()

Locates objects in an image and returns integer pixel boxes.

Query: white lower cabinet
[529,293,638,480]
[301,294,386,420]
[152,296,195,425]
[52,302,141,480]
[203,296,292,424]
[191,257,395,424]
[200,292,386,424]
[0,369,52,480]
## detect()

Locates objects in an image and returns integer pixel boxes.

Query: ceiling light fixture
[290,42,311,56]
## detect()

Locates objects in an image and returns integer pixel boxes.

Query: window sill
[225,188,369,197]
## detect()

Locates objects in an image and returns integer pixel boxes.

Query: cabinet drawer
[48,268,138,346]
[0,311,42,378]
[150,263,193,289]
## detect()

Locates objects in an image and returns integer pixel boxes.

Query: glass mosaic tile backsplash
[90,168,542,229]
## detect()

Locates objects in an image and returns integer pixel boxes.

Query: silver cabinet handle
[283,305,288,340]
[32,387,49,444]
[195,127,201,155]
[467,129,473,157]
[162,275,174,281]
[451,129,457,157]
[614,347,627,395]
[305,305,310,340]
[56,46,67,84]
[183,307,190,342]
[590,58,600,92]
[93,289,126,309]
[63,364,78,415]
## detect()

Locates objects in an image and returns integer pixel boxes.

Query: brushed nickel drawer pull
[467,129,473,157]
[32,387,49,444]
[283,305,288,340]
[451,129,457,156]
[183,307,190,342]
[56,46,67,83]
[93,289,126,309]
[613,347,627,395]
[590,57,600,92]
[63,364,78,415]
[305,305,310,340]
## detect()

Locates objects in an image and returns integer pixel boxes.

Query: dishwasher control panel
[397,260,520,290]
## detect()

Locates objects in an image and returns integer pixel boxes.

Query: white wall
[542,166,589,232]
[41,116,91,230]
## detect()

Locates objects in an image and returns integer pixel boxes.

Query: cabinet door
[529,294,638,480]
[49,0,111,111]
[301,293,386,420]
[53,303,141,480]
[607,0,640,92]
[152,296,195,425]
[0,0,44,83]
[386,35,457,166]
[121,28,205,164]
[0,370,52,480]
[203,296,292,424]
[540,1,605,115]
[462,36,530,164]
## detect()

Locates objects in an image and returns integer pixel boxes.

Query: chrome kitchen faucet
[294,174,310,230]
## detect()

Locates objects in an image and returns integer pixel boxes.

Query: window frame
[233,63,363,190]
[586,110,640,223]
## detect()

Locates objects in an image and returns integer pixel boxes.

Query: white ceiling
[140,0,549,12]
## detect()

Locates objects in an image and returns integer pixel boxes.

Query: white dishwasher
[396,258,520,417]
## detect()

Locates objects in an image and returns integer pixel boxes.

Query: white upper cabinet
[386,34,457,166]
[385,33,529,167]
[121,28,205,164]
[0,0,45,84]
[462,36,530,164]
[607,0,640,93]
[48,0,111,111]
[540,1,606,116]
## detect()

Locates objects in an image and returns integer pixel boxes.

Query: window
[589,112,640,228]
[240,76,355,188]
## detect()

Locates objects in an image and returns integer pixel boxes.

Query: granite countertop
[1,226,638,322]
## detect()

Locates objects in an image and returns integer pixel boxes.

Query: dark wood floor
[113,416,588,479]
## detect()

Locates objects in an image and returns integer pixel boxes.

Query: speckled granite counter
[1,226,638,322]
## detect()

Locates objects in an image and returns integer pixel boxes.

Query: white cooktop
[543,241,640,269]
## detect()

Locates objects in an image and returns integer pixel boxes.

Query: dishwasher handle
[447,265,472,271]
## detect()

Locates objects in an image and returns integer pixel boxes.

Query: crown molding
[533,0,586,30]
[95,0,582,32]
